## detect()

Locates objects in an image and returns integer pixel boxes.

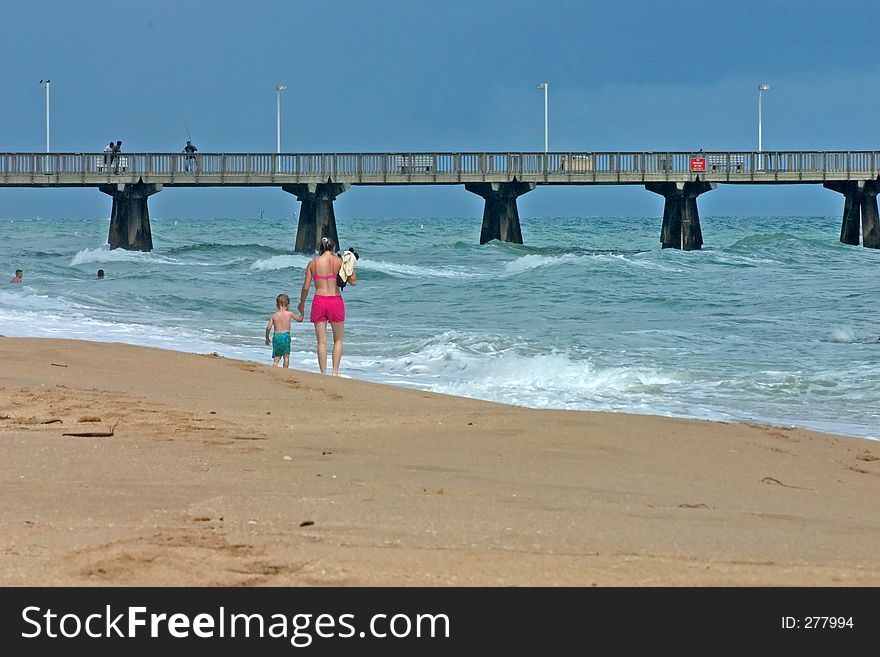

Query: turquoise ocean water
[1,214,878,440]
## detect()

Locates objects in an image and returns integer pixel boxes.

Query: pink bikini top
[313,257,339,280]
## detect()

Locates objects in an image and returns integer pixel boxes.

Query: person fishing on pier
[183,140,198,172]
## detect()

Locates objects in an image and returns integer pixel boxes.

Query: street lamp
[757,83,770,154]
[537,82,549,152]
[275,84,287,153]
[39,79,50,152]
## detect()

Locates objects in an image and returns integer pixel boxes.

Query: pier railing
[3,151,880,186]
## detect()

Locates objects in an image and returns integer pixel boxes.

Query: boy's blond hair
[276,293,290,308]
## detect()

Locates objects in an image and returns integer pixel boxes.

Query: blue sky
[2,0,879,220]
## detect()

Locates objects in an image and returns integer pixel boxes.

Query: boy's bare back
[270,308,301,333]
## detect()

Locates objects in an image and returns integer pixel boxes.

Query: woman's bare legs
[314,321,328,374]
[330,321,345,376]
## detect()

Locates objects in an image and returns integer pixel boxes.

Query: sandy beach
[1,336,878,586]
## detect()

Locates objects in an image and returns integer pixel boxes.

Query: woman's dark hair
[319,236,336,254]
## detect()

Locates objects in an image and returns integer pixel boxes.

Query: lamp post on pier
[537,82,549,153]
[39,79,50,152]
[275,84,287,154]
[757,83,770,169]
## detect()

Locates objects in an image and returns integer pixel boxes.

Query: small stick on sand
[63,420,119,438]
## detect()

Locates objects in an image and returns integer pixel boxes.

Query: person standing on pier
[103,141,114,170]
[183,140,198,172]
[111,140,122,174]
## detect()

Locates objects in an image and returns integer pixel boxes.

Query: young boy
[265,293,303,367]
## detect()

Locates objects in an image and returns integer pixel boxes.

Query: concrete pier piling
[465,180,535,245]
[824,180,880,248]
[825,181,862,245]
[646,181,715,250]
[99,182,162,251]
[283,183,350,253]
[862,185,880,248]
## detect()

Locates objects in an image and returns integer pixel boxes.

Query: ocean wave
[503,253,587,275]
[830,326,858,343]
[248,254,471,277]
[250,254,312,272]
[0,287,132,319]
[366,331,680,403]
[70,246,181,266]
[358,259,476,279]
[503,252,657,276]
[827,326,880,344]
[729,231,835,252]
[622,255,685,272]
[0,288,56,310]
[730,232,803,247]
[166,242,286,257]
[0,303,267,362]
[711,253,783,267]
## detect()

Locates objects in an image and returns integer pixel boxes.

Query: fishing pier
[2,150,879,251]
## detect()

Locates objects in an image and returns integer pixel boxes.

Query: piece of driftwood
[63,420,119,437]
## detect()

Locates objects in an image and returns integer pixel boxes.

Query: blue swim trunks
[272,332,291,357]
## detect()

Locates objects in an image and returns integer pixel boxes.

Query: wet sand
[2,336,879,586]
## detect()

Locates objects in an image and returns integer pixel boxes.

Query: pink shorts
[310,294,345,323]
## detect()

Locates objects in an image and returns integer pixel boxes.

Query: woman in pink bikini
[297,236,357,375]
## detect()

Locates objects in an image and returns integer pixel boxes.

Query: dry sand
[1,336,878,586]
